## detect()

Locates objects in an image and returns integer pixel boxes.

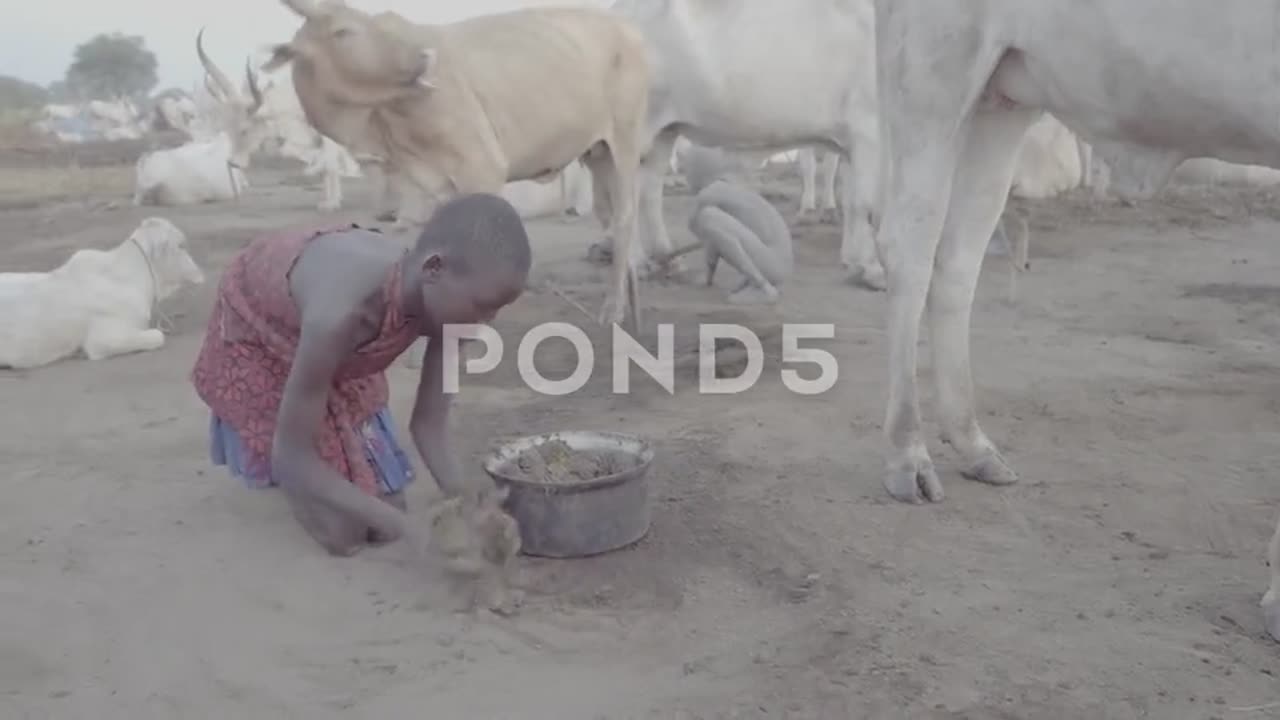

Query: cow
[259,0,650,328]
[868,0,1280,640]
[195,28,370,211]
[0,217,205,369]
[501,159,595,220]
[197,29,292,177]
[604,0,885,290]
[133,132,249,205]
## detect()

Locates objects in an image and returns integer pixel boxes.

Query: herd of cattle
[4,0,1279,643]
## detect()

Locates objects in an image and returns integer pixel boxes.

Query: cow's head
[262,0,436,107]
[129,218,206,299]
[196,28,279,170]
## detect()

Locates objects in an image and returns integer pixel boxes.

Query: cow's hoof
[795,207,816,224]
[845,263,887,292]
[820,207,841,224]
[596,295,626,327]
[375,210,397,222]
[586,242,613,265]
[884,454,945,504]
[961,449,1019,486]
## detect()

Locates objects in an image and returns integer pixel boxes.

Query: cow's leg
[585,141,642,330]
[819,150,840,224]
[797,147,818,220]
[876,15,1010,503]
[841,132,887,291]
[590,129,680,279]
[636,130,682,276]
[1264,510,1280,642]
[83,321,165,361]
[928,106,1040,493]
[318,169,341,211]
[585,150,616,263]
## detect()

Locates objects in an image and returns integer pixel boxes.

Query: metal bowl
[482,430,655,558]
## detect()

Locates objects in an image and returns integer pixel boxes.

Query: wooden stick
[534,280,597,323]
[650,241,703,266]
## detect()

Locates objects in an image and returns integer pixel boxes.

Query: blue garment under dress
[209,407,415,495]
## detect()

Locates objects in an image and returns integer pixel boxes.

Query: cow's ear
[261,43,299,72]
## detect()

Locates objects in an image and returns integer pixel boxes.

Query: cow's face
[265,0,435,107]
[132,218,205,299]
[225,103,280,170]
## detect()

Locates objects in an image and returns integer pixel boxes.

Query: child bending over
[191,193,530,556]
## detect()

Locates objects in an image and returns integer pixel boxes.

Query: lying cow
[261,0,650,328]
[0,217,205,369]
[133,132,249,205]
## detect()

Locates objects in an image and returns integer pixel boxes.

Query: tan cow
[260,0,650,328]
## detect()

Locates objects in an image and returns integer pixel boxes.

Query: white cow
[237,58,365,211]
[870,0,1280,641]
[133,132,249,205]
[872,0,1280,497]
[85,99,146,140]
[261,0,651,328]
[795,112,1086,221]
[608,0,885,289]
[1087,143,1280,195]
[0,217,205,369]
[154,93,201,136]
[501,159,595,220]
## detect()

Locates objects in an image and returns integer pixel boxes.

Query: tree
[64,33,158,101]
[46,80,74,103]
[0,75,49,110]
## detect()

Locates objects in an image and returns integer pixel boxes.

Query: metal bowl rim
[482,430,655,493]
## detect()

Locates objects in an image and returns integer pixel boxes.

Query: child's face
[422,261,526,330]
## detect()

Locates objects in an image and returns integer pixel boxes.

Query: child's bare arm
[272,311,408,542]
[409,335,491,502]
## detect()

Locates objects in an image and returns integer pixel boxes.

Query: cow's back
[436,7,650,179]
[619,0,875,142]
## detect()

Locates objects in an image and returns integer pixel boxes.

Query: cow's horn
[245,59,264,113]
[280,0,321,18]
[196,28,239,103]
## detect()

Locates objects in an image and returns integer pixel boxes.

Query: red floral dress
[190,223,421,497]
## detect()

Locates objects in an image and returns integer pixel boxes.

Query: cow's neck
[291,65,378,154]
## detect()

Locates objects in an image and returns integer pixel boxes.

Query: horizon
[4,0,604,96]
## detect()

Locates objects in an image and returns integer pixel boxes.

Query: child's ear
[420,252,444,276]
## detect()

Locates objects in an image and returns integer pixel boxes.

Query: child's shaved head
[414,194,532,276]
[411,193,532,331]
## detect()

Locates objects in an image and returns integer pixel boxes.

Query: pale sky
[3,0,605,93]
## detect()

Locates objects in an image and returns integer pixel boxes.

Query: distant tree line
[0,32,159,111]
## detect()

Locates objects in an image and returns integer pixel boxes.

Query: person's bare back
[683,145,794,304]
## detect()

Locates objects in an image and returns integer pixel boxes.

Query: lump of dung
[508,438,635,484]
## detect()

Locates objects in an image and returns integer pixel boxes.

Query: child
[684,144,794,305]
[190,193,531,557]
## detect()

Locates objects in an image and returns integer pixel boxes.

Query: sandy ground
[0,147,1277,719]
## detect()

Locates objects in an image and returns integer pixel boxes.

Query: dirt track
[0,146,1277,718]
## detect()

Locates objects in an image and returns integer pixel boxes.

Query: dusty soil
[0,145,1277,719]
